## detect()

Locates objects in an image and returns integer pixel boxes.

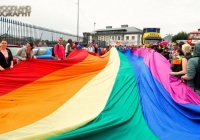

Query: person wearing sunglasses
[16,42,36,63]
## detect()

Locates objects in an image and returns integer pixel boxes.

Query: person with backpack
[170,44,192,78]
[182,42,200,95]
[52,37,65,60]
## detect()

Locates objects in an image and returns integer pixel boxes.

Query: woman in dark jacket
[162,47,170,60]
[0,40,13,71]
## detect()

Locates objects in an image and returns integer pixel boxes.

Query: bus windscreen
[145,39,161,44]
[147,28,157,32]
[188,33,200,39]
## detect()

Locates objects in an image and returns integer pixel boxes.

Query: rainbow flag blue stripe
[0,48,200,140]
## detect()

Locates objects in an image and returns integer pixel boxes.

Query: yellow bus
[141,28,162,47]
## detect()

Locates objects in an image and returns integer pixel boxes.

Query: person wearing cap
[16,42,36,63]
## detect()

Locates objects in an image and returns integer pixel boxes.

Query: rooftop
[91,25,142,34]
[96,26,142,33]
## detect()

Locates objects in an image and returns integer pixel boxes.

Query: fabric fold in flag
[47,49,158,140]
[0,48,200,140]
[0,49,109,136]
[124,49,200,140]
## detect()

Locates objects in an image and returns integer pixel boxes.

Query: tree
[172,31,189,42]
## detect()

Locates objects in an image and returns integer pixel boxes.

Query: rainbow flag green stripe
[1,48,200,139]
[47,50,159,140]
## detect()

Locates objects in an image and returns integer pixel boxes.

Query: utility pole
[5,26,10,40]
[40,33,43,41]
[52,32,53,47]
[77,0,79,41]
[166,33,173,50]
[166,33,173,44]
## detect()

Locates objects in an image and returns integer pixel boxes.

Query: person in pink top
[54,37,65,60]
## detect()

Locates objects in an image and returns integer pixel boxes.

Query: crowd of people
[143,41,200,95]
[0,39,38,71]
[0,38,200,95]
[51,38,200,95]
[171,42,200,95]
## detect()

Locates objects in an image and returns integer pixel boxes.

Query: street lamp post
[94,23,96,31]
[5,26,10,40]
[40,33,43,41]
[166,33,173,43]
[51,28,54,47]
[166,33,173,50]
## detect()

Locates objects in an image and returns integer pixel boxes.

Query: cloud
[63,28,72,33]
[1,0,200,38]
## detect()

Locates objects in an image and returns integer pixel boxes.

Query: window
[131,36,135,40]
[189,33,200,39]
[37,48,47,56]
[101,36,104,41]
[106,36,109,41]
[8,47,21,56]
[145,40,160,44]
[126,36,129,40]
[118,36,121,40]
[112,36,115,40]
[33,48,39,55]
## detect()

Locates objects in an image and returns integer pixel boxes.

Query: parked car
[7,45,23,48]
[7,45,23,65]
[33,47,53,59]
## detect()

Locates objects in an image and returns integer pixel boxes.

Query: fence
[0,17,83,46]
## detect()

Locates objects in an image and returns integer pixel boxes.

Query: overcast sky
[1,0,200,38]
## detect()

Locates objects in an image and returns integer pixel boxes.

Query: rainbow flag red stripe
[0,48,200,140]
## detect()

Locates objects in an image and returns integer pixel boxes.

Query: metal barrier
[0,17,83,46]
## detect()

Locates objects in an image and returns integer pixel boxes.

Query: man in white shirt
[87,43,95,53]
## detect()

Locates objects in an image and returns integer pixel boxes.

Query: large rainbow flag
[0,48,200,140]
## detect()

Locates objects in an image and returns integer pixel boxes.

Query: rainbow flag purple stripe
[0,48,200,140]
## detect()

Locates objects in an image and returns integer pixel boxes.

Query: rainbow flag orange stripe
[0,48,200,140]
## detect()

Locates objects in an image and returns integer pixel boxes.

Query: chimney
[106,26,112,29]
[121,25,128,28]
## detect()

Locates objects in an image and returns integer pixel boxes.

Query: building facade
[84,25,143,46]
